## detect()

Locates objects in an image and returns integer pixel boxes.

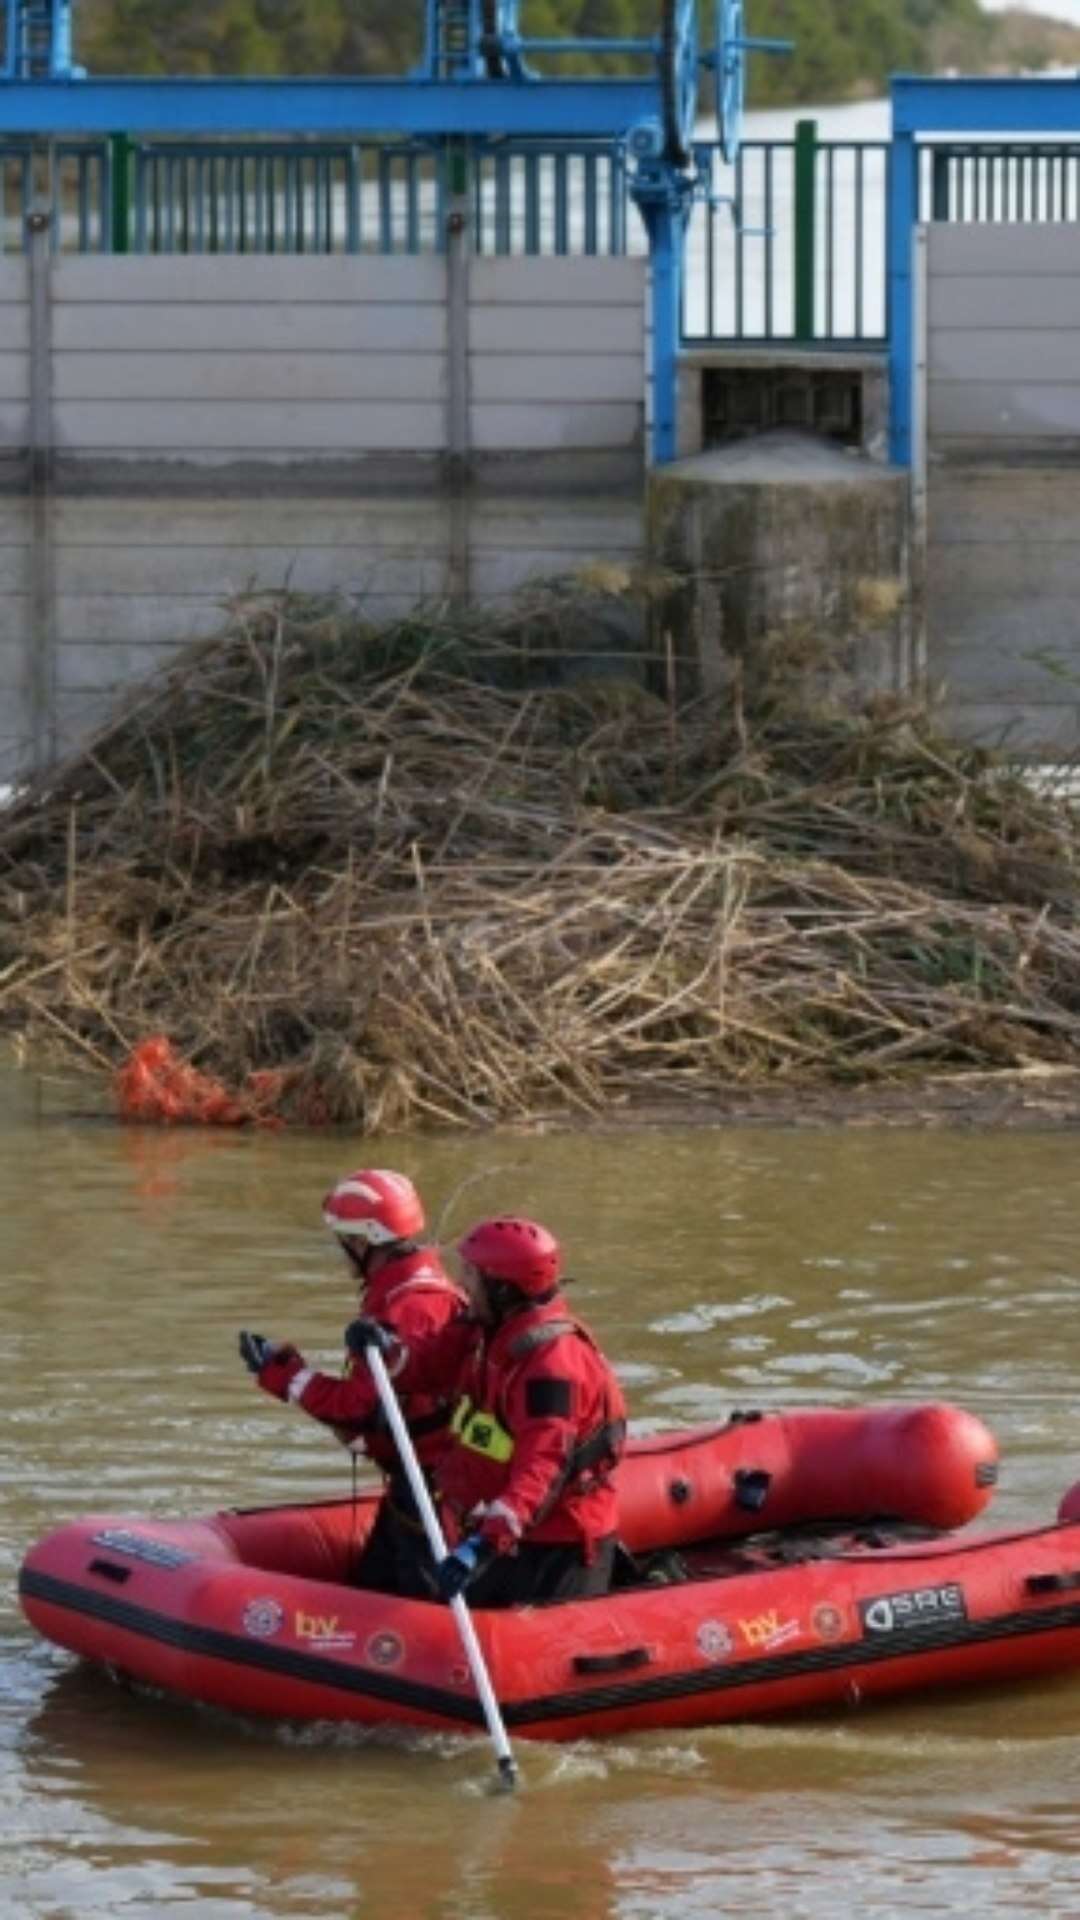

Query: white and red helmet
[457,1216,562,1297]
[322,1169,425,1247]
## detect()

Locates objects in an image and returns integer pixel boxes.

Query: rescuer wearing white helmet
[239,1169,468,1597]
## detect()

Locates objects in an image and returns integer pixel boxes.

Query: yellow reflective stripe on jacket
[449,1395,514,1464]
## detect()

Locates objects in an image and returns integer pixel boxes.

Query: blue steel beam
[0,76,660,135]
[893,74,1080,137]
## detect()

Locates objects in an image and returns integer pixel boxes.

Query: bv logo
[739,1609,800,1652]
[296,1611,340,1639]
[294,1610,355,1649]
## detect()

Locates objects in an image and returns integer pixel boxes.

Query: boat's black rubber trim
[510,1597,1080,1724]
[19,1567,489,1727]
[19,1565,1080,1731]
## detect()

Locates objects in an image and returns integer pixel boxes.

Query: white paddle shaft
[362,1340,519,1788]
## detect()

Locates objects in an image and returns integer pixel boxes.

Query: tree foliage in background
[78,0,419,78]
[75,1,1063,101]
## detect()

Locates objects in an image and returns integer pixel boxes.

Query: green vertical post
[793,118,817,346]
[447,136,468,200]
[109,132,132,254]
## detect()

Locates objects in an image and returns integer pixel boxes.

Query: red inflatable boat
[25,1401,1069,1744]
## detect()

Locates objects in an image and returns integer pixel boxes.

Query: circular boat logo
[696,1619,733,1661]
[242,1597,284,1639]
[366,1630,405,1669]
[812,1603,846,1643]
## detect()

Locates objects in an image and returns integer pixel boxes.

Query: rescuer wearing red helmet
[238,1169,469,1597]
[426,1215,627,1609]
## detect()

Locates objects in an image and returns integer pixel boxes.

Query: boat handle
[734,1468,772,1513]
[1025,1570,1080,1595]
[87,1558,132,1584]
[572,1646,653,1675]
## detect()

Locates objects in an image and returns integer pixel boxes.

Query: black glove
[344,1316,395,1360]
[435,1534,495,1604]
[239,1330,277,1375]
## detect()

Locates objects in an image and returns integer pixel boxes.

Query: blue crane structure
[0,0,789,461]
[2,0,78,78]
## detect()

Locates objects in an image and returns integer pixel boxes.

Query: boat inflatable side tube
[614,1403,999,1552]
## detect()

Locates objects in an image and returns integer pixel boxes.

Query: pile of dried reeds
[1,586,1078,1128]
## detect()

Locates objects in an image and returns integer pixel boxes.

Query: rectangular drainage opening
[702,366,863,448]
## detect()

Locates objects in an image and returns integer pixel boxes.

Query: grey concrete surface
[928,465,1080,748]
[0,251,647,783]
[0,490,644,781]
[647,431,912,702]
[922,225,1080,755]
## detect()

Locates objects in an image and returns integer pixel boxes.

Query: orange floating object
[115,1035,284,1128]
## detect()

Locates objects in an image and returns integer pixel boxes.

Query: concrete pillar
[647,431,913,706]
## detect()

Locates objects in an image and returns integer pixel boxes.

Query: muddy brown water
[2,1061,1080,1918]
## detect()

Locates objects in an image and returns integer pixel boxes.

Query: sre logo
[859,1583,967,1637]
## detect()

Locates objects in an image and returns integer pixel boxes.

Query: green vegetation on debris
[75,2,1077,104]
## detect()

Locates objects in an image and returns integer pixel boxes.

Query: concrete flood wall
[7,219,1078,783]
[923,224,1080,754]
[0,253,646,783]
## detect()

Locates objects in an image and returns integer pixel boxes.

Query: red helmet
[322,1169,425,1246]
[457,1217,562,1297]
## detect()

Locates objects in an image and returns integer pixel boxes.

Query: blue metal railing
[924,142,1080,222]
[0,136,632,259]
[0,139,108,248]
[133,142,374,254]
[8,133,1080,348]
[473,141,628,256]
